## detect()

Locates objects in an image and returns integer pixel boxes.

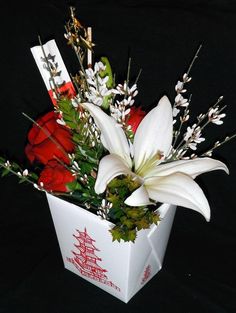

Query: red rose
[38,160,76,192]
[25,111,74,165]
[127,106,146,133]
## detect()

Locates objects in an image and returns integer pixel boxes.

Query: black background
[0,1,236,312]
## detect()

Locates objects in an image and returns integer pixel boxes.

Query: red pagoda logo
[66,228,120,291]
[141,265,151,285]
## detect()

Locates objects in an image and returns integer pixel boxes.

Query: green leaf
[110,226,137,243]
[99,57,114,109]
[127,229,137,242]
[100,57,113,88]
[135,217,150,230]
[1,168,10,177]
[30,172,39,180]
[66,180,82,191]
[108,206,125,220]
[110,227,122,242]
[126,207,146,219]
[18,177,28,184]
[120,216,134,229]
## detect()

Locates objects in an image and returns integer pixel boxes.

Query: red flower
[127,106,146,133]
[25,111,74,165]
[38,160,76,192]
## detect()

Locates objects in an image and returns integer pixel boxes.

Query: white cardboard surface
[31,39,71,91]
[46,193,176,303]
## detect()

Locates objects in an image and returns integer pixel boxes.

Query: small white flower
[184,125,195,142]
[72,160,80,170]
[56,118,66,125]
[175,94,189,107]
[180,114,189,122]
[188,142,197,150]
[208,107,226,125]
[85,67,95,78]
[193,127,205,144]
[183,73,192,82]
[173,107,180,117]
[23,169,29,176]
[197,113,205,122]
[175,81,184,92]
[204,150,213,157]
[71,97,80,108]
[184,124,205,150]
[116,83,138,96]
[33,183,41,190]
[94,61,105,73]
[97,198,112,220]
[84,62,112,107]
[4,160,11,167]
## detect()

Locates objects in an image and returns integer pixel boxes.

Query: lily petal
[145,172,211,221]
[125,185,152,206]
[146,157,229,179]
[83,102,132,167]
[133,95,173,174]
[95,154,134,194]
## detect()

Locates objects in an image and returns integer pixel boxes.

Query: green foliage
[110,226,137,243]
[100,57,113,88]
[0,157,38,185]
[66,180,82,191]
[100,56,114,109]
[67,188,103,208]
[106,175,160,242]
[55,97,108,211]
[1,167,10,177]
[58,97,104,166]
[57,98,80,130]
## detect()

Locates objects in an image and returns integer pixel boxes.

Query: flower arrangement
[0,7,235,243]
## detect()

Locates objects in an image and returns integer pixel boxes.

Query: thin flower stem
[71,73,85,101]
[64,26,90,93]
[123,57,132,99]
[134,68,142,85]
[126,57,132,88]
[38,35,60,100]
[173,44,202,107]
[55,192,100,211]
[53,155,76,173]
[64,26,87,79]
[186,44,202,77]
[212,95,224,108]
[201,133,236,157]
[22,112,69,159]
[170,96,226,160]
[0,162,37,186]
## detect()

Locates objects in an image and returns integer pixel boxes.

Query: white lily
[84,96,229,221]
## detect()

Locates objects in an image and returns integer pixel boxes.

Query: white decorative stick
[87,27,92,67]
[31,39,75,105]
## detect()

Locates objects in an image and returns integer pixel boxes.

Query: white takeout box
[46,193,176,303]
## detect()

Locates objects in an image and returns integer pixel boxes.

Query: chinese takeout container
[46,193,176,303]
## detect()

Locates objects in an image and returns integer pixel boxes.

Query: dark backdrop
[0,1,235,312]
